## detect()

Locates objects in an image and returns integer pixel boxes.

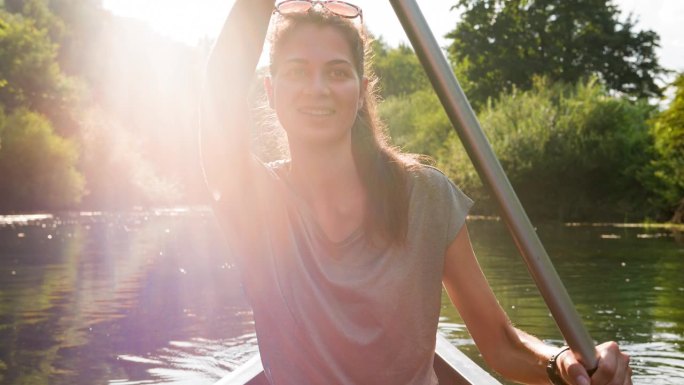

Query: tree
[1,2,196,210]
[641,74,684,222]
[0,108,84,211]
[372,38,430,98]
[0,8,80,136]
[78,107,184,209]
[496,77,655,220]
[446,0,665,109]
[380,89,454,159]
[390,77,657,221]
[3,0,67,43]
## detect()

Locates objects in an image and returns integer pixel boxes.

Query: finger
[590,341,621,385]
[566,363,591,385]
[558,349,591,385]
[609,350,630,385]
[623,365,633,385]
[617,350,632,383]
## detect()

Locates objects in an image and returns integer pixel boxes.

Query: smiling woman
[266,23,367,149]
[197,1,636,384]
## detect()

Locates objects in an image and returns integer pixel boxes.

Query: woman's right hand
[558,342,632,385]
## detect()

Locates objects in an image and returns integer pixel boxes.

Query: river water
[0,210,682,384]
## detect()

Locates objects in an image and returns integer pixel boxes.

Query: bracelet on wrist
[546,346,571,385]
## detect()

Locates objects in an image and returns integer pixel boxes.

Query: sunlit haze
[101,0,457,48]
[102,0,683,71]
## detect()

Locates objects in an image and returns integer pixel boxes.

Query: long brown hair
[269,11,418,246]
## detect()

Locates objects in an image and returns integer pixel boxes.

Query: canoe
[214,333,502,385]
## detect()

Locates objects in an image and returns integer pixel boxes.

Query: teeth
[299,108,333,116]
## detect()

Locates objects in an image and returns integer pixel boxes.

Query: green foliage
[0,8,79,135]
[466,77,656,220]
[0,1,188,211]
[0,108,84,210]
[3,0,67,42]
[0,10,58,108]
[381,89,452,156]
[78,108,183,209]
[382,77,657,220]
[447,0,665,109]
[640,75,684,221]
[0,4,86,212]
[371,39,430,98]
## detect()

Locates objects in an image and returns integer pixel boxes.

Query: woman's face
[266,24,367,148]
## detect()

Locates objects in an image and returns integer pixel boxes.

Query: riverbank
[3,210,683,232]
[467,214,684,232]
[564,221,684,231]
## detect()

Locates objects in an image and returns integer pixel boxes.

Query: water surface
[0,211,682,384]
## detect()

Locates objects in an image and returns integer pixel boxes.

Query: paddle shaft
[387,0,599,370]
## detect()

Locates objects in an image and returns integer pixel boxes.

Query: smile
[298,107,335,116]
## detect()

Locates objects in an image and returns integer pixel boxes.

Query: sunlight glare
[102,0,233,46]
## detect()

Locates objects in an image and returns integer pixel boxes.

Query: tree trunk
[672,197,684,224]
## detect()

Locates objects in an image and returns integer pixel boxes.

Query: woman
[200,1,632,384]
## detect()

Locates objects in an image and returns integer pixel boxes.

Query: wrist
[546,346,570,385]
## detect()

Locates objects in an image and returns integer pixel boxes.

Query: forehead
[275,24,355,65]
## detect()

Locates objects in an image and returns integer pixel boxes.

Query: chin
[287,127,352,148]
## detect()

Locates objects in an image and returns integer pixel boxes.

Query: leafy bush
[381,77,658,221]
[380,89,453,157]
[0,9,79,135]
[78,107,183,209]
[0,108,84,211]
[464,77,655,220]
[640,75,684,222]
[372,40,430,98]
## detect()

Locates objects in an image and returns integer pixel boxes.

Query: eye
[329,68,351,80]
[283,66,307,79]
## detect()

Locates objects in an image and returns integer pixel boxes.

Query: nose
[303,72,330,96]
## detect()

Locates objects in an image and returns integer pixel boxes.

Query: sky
[101,0,684,73]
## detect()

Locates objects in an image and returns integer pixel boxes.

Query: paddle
[387,0,599,371]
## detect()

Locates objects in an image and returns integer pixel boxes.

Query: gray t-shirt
[218,162,473,385]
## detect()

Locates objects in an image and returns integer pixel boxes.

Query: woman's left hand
[558,341,632,385]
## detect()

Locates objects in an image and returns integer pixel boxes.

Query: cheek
[270,89,299,129]
[269,89,291,113]
[340,83,363,105]
[271,80,302,103]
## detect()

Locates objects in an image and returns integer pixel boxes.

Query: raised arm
[199,0,274,203]
[442,225,631,385]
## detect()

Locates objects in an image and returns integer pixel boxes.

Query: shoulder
[405,164,473,247]
[406,164,456,203]
[408,164,454,189]
[407,164,473,208]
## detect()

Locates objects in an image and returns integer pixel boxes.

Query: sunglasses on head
[274,0,363,24]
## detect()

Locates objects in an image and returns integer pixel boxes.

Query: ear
[264,76,275,109]
[358,76,369,110]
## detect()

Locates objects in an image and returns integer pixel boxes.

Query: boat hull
[214,333,502,385]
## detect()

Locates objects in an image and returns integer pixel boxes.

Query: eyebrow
[282,58,354,67]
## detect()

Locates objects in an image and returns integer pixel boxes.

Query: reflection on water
[0,211,682,384]
[0,210,253,384]
[440,219,684,385]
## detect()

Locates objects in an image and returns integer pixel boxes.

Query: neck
[287,138,362,200]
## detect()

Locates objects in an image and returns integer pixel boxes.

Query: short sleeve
[409,166,474,248]
[444,177,474,245]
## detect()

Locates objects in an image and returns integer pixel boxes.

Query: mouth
[298,107,335,117]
